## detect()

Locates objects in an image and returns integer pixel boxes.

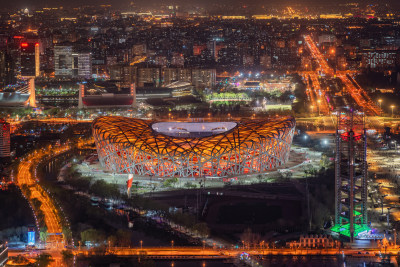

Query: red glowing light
[340,132,362,141]
[21,43,28,47]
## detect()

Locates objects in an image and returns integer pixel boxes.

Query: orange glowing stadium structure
[92,116,295,178]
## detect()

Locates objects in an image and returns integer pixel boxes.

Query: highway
[69,245,400,259]
[303,34,381,115]
[301,72,330,115]
[309,73,330,114]
[302,73,317,109]
[12,139,93,266]
[337,73,381,116]
[9,118,90,127]
[7,245,398,266]
[16,146,69,243]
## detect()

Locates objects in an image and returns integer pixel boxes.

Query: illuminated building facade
[72,51,92,79]
[362,48,399,70]
[0,51,16,87]
[191,69,216,89]
[55,45,92,78]
[93,117,295,178]
[78,83,135,108]
[0,118,10,158]
[20,42,40,77]
[54,45,73,77]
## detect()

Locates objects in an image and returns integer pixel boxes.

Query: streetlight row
[378,99,396,117]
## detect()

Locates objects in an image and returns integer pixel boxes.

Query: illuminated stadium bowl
[92,116,296,178]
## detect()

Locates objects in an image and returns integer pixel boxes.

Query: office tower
[20,42,40,77]
[54,45,73,77]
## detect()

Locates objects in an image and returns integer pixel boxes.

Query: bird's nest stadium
[92,116,296,178]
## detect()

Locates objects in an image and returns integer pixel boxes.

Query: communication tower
[331,108,369,242]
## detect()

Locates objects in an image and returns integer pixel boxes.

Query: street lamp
[378,99,382,109]
[171,240,174,248]
[391,105,395,117]
[317,99,321,116]
[140,240,143,249]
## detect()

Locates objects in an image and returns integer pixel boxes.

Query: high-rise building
[191,69,216,89]
[243,55,255,67]
[362,48,398,70]
[0,51,16,87]
[28,78,36,108]
[0,118,10,158]
[130,83,136,107]
[55,45,92,78]
[55,45,73,77]
[108,64,137,87]
[162,68,179,85]
[132,44,147,56]
[207,41,217,60]
[171,53,184,67]
[178,69,192,83]
[318,34,337,44]
[72,51,92,79]
[137,67,161,87]
[193,44,206,56]
[154,56,168,67]
[20,42,40,77]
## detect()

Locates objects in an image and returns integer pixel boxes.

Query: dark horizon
[1,0,399,11]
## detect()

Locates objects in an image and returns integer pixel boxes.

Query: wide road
[296,116,389,132]
[303,34,381,116]
[16,148,67,242]
[309,73,330,114]
[12,139,94,266]
[72,245,400,259]
[301,72,331,115]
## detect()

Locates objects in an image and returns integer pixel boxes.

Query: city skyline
[1,0,400,10]
[0,1,400,266]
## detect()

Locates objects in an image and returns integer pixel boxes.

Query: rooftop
[151,122,237,138]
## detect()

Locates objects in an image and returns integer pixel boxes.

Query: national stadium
[92,116,295,178]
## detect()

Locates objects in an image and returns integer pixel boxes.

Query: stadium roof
[93,116,295,158]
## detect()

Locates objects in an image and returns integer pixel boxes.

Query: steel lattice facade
[93,116,295,178]
[331,108,368,241]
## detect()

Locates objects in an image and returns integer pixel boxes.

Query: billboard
[28,231,35,246]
